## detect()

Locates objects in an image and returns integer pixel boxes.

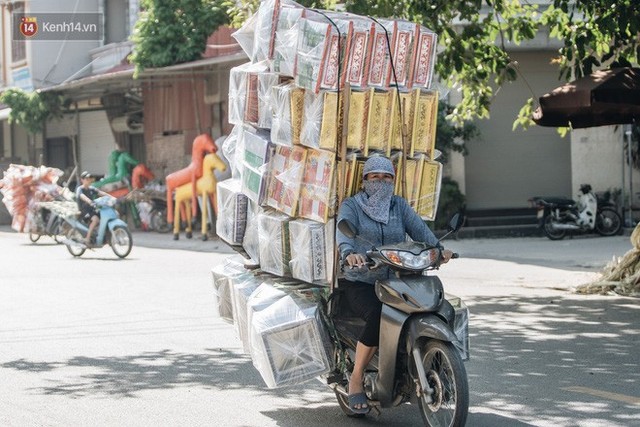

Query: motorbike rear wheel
[29,232,41,243]
[110,226,132,258]
[416,341,468,427]
[65,228,86,257]
[543,215,567,240]
[595,208,622,237]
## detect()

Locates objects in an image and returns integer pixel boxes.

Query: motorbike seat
[534,196,575,207]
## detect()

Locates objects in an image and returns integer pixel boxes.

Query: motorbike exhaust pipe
[550,223,581,231]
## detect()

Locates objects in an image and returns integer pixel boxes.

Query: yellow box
[319,92,342,151]
[416,160,442,220]
[411,91,438,158]
[346,90,370,152]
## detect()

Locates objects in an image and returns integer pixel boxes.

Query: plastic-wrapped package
[245,70,280,128]
[299,90,341,151]
[228,62,252,126]
[409,26,438,90]
[416,159,442,221]
[298,148,336,223]
[410,91,439,159]
[384,19,420,89]
[211,255,249,323]
[216,179,248,246]
[367,20,394,89]
[272,3,305,76]
[222,125,244,180]
[344,16,375,89]
[364,89,393,155]
[241,127,273,205]
[242,200,261,263]
[231,12,258,59]
[250,295,332,388]
[294,13,352,93]
[251,0,279,62]
[270,82,304,146]
[232,272,263,351]
[289,219,334,285]
[245,282,287,353]
[390,89,419,152]
[266,145,307,216]
[346,88,372,152]
[258,209,292,276]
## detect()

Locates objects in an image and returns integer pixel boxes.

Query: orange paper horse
[165,134,217,223]
[108,163,155,198]
[173,153,227,240]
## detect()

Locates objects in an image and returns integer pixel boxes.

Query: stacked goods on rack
[214,0,442,388]
[0,164,67,232]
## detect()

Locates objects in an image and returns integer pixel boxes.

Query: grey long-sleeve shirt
[336,194,441,285]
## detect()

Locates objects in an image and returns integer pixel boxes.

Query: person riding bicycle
[76,171,110,246]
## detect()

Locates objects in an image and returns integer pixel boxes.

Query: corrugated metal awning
[0,108,11,121]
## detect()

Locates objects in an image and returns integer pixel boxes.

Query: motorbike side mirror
[337,219,358,239]
[448,213,465,233]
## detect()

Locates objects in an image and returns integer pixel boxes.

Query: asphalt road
[0,227,638,426]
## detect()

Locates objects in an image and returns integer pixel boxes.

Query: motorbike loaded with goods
[209,1,470,426]
[530,184,622,240]
[28,188,76,244]
[61,195,133,258]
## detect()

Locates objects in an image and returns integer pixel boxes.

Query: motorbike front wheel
[416,341,469,427]
[110,226,132,258]
[65,228,86,257]
[543,215,567,240]
[595,208,622,236]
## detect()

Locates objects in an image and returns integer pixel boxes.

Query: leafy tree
[0,88,65,135]
[227,0,640,127]
[130,0,229,75]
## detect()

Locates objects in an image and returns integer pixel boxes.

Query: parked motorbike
[530,184,622,240]
[61,196,133,258]
[327,214,469,426]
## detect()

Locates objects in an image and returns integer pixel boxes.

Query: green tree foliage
[0,88,65,135]
[130,0,229,75]
[228,0,639,128]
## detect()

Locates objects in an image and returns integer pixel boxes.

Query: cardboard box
[288,219,334,285]
[298,149,336,223]
[266,145,307,216]
[258,209,292,276]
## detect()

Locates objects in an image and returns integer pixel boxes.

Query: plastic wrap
[270,82,304,146]
[272,3,305,76]
[251,0,280,62]
[258,209,291,276]
[216,179,248,245]
[409,26,438,89]
[211,256,249,323]
[228,62,252,126]
[446,294,470,361]
[416,159,442,221]
[346,88,372,152]
[387,19,419,89]
[299,90,341,151]
[245,282,287,353]
[250,295,332,388]
[344,16,375,89]
[266,145,307,216]
[390,89,419,152]
[242,200,261,263]
[298,149,336,223]
[364,89,393,155]
[410,91,439,159]
[294,13,351,93]
[231,11,257,59]
[241,127,273,205]
[0,164,65,233]
[257,72,281,128]
[288,219,334,285]
[367,20,394,89]
[222,125,244,180]
[232,272,263,351]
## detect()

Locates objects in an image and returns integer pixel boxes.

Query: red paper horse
[165,134,217,222]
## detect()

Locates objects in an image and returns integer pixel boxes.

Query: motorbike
[29,202,68,244]
[530,184,622,240]
[327,213,469,426]
[61,195,133,258]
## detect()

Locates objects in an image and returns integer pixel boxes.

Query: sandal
[348,392,370,414]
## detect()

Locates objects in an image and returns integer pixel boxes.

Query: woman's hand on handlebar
[441,249,455,264]
[345,253,368,268]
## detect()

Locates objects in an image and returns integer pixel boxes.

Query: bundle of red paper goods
[214,0,443,388]
[0,164,65,233]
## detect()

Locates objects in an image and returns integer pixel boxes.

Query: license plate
[536,209,544,219]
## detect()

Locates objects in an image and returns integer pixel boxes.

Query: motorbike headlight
[380,248,439,270]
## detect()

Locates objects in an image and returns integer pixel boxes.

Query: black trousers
[341,279,382,347]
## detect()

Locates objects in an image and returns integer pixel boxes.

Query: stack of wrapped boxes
[213,0,441,389]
